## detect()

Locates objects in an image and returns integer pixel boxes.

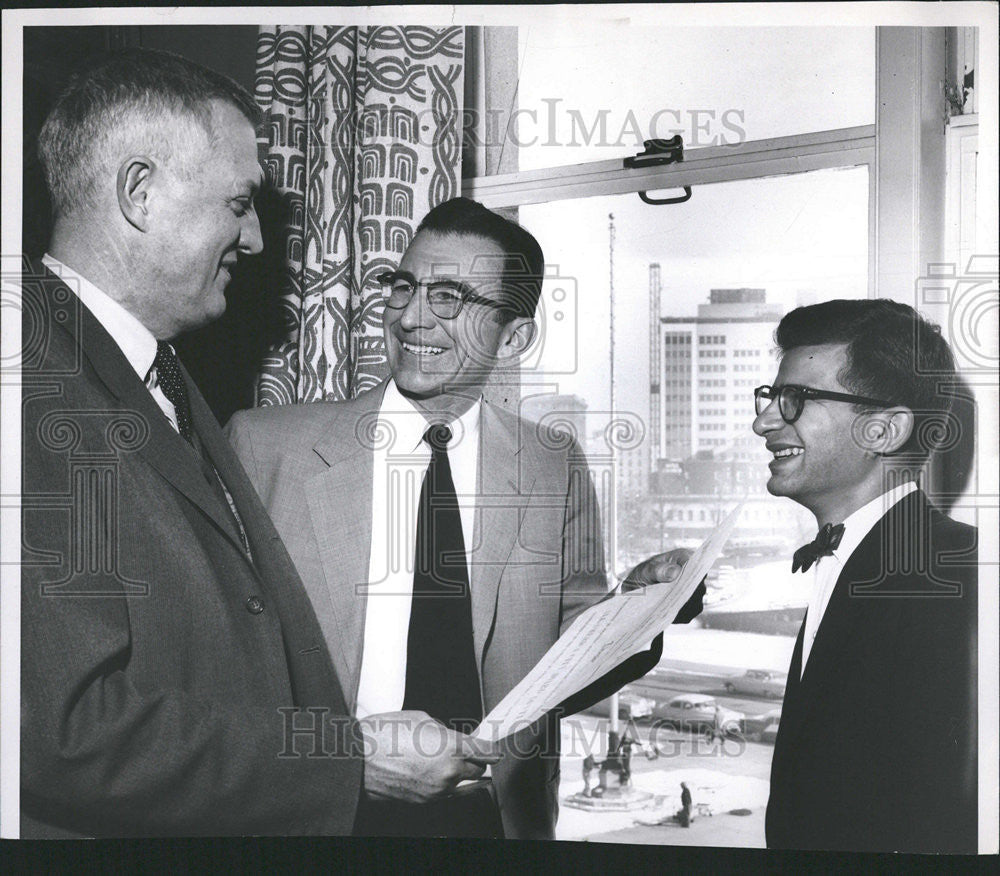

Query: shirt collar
[42,253,158,382]
[830,481,918,564]
[380,380,482,455]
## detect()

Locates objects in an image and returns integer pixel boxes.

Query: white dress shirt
[355,381,482,719]
[41,254,180,433]
[800,481,918,676]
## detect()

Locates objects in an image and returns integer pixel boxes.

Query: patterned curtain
[254,26,465,404]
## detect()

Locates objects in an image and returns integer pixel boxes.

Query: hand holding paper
[621,547,707,623]
[360,710,501,803]
[473,504,744,743]
[621,548,691,592]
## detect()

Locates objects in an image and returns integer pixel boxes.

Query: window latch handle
[625,136,693,206]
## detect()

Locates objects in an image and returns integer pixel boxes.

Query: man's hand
[621,548,692,592]
[621,548,705,623]
[359,710,502,804]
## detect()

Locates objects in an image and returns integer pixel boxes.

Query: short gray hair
[38,47,262,217]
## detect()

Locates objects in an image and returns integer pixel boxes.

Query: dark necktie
[792,522,845,573]
[150,341,193,442]
[402,424,482,731]
[147,342,251,559]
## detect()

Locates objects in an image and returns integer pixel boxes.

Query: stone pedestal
[563,785,657,812]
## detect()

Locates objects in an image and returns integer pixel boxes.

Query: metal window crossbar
[463,126,875,209]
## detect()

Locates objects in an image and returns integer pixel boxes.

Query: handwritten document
[473,503,744,742]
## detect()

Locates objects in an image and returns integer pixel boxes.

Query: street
[632,666,784,717]
[556,711,775,845]
[554,625,797,846]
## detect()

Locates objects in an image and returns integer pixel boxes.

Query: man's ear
[117,156,156,231]
[858,406,914,454]
[495,317,537,363]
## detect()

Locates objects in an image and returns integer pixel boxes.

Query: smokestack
[649,263,662,483]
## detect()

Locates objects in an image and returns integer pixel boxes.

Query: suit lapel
[796,572,857,696]
[53,272,248,558]
[185,374,261,563]
[782,495,918,741]
[302,386,383,710]
[787,617,806,689]
[776,613,809,744]
[470,403,532,669]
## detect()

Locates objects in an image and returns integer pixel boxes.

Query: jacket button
[245,595,265,614]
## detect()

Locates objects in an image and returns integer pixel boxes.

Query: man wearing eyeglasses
[753,299,977,853]
[226,197,703,839]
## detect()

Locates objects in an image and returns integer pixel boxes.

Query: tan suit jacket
[227,380,661,838]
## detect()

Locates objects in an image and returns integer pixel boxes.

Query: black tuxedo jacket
[766,490,978,853]
[19,260,362,836]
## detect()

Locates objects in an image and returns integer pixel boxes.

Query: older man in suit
[20,49,490,838]
[227,197,704,839]
[753,299,978,853]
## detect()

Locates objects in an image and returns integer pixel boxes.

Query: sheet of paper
[473,503,744,743]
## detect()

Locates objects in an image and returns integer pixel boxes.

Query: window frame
[460,25,978,309]
[462,125,875,210]
[463,127,876,300]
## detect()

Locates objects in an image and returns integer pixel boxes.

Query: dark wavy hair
[416,197,544,321]
[774,299,959,461]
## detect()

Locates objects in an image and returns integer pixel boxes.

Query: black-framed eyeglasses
[377,271,509,320]
[754,384,896,424]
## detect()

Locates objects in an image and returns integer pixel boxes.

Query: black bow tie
[792,522,845,573]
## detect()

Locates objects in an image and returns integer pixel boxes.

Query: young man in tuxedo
[753,299,977,853]
[20,48,491,838]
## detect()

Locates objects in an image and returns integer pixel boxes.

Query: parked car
[652,693,744,736]
[743,708,781,743]
[724,669,787,699]
[584,689,655,721]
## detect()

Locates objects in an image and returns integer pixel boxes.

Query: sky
[516,24,876,171]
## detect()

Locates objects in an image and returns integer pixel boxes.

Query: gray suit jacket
[20,261,363,837]
[227,380,660,839]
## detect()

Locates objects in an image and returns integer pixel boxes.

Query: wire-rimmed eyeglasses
[754,384,895,425]
[377,270,509,320]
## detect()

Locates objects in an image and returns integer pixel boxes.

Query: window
[507,25,875,172]
[465,23,873,642]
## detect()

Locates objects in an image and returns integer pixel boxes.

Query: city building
[643,280,806,556]
[616,444,649,499]
[654,286,784,466]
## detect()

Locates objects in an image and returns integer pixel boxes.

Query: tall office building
[648,263,662,477]
[636,282,812,588]
[655,288,784,466]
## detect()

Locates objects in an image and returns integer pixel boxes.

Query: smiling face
[383,230,534,416]
[142,100,263,337]
[752,343,885,524]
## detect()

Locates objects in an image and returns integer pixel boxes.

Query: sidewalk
[583,808,765,848]
[556,767,769,847]
[556,711,775,848]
